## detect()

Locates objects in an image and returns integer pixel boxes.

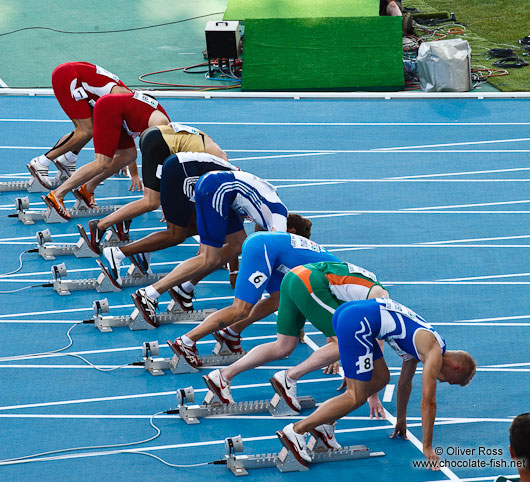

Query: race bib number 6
[248,271,268,289]
[355,353,373,374]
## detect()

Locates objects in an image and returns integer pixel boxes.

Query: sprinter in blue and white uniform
[131,170,289,327]
[276,298,477,470]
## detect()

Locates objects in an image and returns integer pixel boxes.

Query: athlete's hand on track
[390,419,408,440]
[298,329,306,344]
[423,447,441,471]
[336,377,346,391]
[323,361,340,375]
[367,394,386,419]
[129,175,143,192]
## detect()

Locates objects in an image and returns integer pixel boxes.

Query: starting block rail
[11,196,119,225]
[50,261,168,295]
[36,228,132,260]
[222,434,385,476]
[0,174,65,193]
[174,386,316,424]
[91,299,216,333]
[140,339,242,376]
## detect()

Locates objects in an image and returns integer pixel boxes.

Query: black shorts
[160,154,196,228]
[139,126,171,192]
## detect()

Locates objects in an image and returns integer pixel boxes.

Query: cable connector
[165,409,180,415]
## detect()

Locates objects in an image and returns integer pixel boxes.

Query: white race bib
[290,234,321,252]
[346,262,377,282]
[169,123,200,135]
[95,65,120,82]
[133,90,158,109]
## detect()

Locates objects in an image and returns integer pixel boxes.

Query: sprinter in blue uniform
[168,230,340,367]
[277,298,477,470]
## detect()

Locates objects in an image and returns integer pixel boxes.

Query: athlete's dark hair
[287,213,312,239]
[510,413,530,467]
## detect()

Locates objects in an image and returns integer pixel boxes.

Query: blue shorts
[332,300,384,381]
[160,154,194,228]
[194,171,244,248]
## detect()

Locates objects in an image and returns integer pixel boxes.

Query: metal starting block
[12,196,119,225]
[36,228,130,260]
[140,339,241,376]
[91,299,216,333]
[0,173,66,194]
[222,434,385,476]
[50,261,169,295]
[174,385,316,425]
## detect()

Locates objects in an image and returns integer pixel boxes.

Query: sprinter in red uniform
[27,62,131,188]
[43,92,170,219]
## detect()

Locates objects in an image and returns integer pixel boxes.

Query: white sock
[37,154,52,167]
[145,285,160,299]
[63,151,78,164]
[286,373,296,384]
[181,334,194,347]
[181,281,195,293]
[226,327,238,337]
[114,248,126,262]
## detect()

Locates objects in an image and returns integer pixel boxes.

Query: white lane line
[383,408,461,481]
[328,245,530,249]
[420,234,530,245]
[481,361,530,368]
[0,418,507,467]
[388,166,530,180]
[3,119,530,126]
[402,199,530,211]
[0,332,320,361]
[0,295,234,319]
[431,322,530,327]
[382,384,395,403]
[300,210,530,214]
[0,226,176,243]
[440,273,530,281]
[230,152,336,162]
[377,137,530,151]
[1,146,530,154]
[0,376,341,412]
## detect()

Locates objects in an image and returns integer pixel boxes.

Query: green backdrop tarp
[224,0,377,20]
[242,17,404,91]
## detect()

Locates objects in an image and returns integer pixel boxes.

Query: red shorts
[51,62,128,120]
[93,92,170,158]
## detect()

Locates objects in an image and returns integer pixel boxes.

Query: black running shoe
[131,288,159,327]
[168,284,194,312]
[112,219,132,242]
[88,219,106,254]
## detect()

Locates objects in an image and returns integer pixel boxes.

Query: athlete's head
[438,350,476,386]
[287,213,312,239]
[510,413,530,475]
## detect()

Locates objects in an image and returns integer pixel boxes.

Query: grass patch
[406,0,530,91]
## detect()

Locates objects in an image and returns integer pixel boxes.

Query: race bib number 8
[355,353,373,374]
[248,271,268,288]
